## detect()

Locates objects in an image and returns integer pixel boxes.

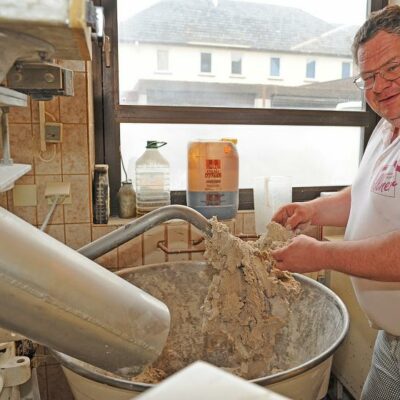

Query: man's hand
[272,202,315,230]
[271,234,323,273]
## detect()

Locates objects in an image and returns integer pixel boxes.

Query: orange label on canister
[188,141,238,192]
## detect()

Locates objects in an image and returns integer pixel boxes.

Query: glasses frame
[353,59,400,90]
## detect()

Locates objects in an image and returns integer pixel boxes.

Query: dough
[133,218,301,382]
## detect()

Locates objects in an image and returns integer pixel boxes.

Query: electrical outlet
[45,122,63,143]
[44,182,72,205]
[13,185,37,206]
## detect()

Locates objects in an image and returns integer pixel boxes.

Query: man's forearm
[317,230,400,281]
[309,186,351,227]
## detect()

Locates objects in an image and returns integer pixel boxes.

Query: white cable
[38,143,57,163]
[40,194,61,232]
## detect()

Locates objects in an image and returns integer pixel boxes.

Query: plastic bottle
[117,180,136,218]
[135,141,170,216]
[93,164,110,224]
[187,139,239,219]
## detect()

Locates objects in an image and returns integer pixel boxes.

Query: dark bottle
[93,164,110,224]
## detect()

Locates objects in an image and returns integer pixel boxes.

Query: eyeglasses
[353,60,400,90]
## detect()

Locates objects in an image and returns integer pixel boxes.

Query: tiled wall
[1,60,94,248]
[1,61,322,399]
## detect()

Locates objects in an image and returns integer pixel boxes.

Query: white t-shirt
[345,118,400,335]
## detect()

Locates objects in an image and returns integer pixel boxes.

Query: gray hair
[352,5,400,64]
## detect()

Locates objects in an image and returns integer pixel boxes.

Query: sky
[118,0,368,25]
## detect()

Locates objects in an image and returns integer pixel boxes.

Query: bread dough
[133,218,301,382]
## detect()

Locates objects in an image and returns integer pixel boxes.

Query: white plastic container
[253,176,292,235]
[135,141,170,216]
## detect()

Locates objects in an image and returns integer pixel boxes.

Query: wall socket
[45,122,63,143]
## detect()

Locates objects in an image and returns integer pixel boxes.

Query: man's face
[358,31,400,127]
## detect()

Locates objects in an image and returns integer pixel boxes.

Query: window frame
[94,0,387,216]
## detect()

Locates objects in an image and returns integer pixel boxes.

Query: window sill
[230,74,245,79]
[198,73,215,77]
[267,76,283,81]
[154,70,172,75]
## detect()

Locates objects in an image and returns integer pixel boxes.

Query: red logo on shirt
[371,161,400,197]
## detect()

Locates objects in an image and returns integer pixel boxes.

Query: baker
[271,5,400,400]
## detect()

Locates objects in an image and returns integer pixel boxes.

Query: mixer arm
[79,205,212,260]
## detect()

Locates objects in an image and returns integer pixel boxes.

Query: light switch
[13,184,37,206]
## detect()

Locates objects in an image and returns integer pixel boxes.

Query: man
[271,5,400,400]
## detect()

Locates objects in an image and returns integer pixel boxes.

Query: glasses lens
[354,77,365,90]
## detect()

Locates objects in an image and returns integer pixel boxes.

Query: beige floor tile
[45,224,66,243]
[8,104,31,123]
[0,192,8,208]
[9,123,34,168]
[61,124,89,174]
[65,223,91,249]
[189,224,206,261]
[118,235,143,269]
[92,225,119,269]
[63,175,90,223]
[143,224,167,265]
[165,221,190,262]
[60,72,87,124]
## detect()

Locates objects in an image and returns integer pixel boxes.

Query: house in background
[118,0,361,109]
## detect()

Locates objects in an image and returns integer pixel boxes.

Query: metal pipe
[0,207,170,374]
[79,205,212,260]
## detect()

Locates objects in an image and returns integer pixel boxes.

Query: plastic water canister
[187,139,239,219]
[135,141,170,216]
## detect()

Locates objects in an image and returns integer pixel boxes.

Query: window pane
[306,60,316,79]
[201,52,212,73]
[270,57,280,77]
[121,124,361,190]
[342,61,351,78]
[117,0,367,110]
[157,49,169,71]
[231,52,242,75]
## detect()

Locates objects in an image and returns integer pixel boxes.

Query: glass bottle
[117,180,136,218]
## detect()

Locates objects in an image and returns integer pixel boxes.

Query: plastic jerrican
[135,141,170,216]
[187,139,239,219]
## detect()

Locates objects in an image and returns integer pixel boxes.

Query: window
[342,61,351,78]
[270,57,280,77]
[157,49,169,72]
[231,52,242,75]
[306,60,316,79]
[201,52,212,73]
[97,0,386,215]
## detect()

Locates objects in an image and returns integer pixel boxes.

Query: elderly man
[271,5,400,400]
